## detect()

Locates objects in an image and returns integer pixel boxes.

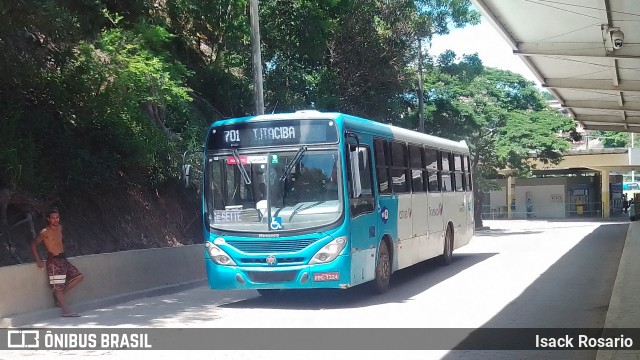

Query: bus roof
[210,111,469,154]
[341,114,469,154]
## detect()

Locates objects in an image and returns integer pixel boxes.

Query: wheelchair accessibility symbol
[270,217,283,230]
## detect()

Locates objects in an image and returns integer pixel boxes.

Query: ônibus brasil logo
[429,203,443,216]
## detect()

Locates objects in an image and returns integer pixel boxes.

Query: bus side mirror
[181,164,192,188]
[345,131,360,150]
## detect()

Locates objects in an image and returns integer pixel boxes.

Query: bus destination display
[208,119,338,149]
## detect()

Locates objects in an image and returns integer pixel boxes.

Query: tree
[255,0,480,120]
[421,54,575,228]
[592,131,629,148]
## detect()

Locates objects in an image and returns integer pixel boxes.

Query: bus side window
[440,151,452,192]
[374,139,391,195]
[425,147,440,192]
[454,153,464,192]
[409,144,425,192]
[390,141,409,194]
[348,145,375,217]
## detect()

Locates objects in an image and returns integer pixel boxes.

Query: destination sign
[207,119,338,150]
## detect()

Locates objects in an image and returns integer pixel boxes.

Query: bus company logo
[8,330,40,348]
[399,208,412,219]
[380,206,389,224]
[258,233,280,238]
[429,203,443,216]
[266,255,277,266]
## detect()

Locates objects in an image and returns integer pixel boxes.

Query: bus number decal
[224,130,240,143]
[380,206,389,224]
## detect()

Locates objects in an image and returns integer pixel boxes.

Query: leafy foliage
[0,0,572,233]
[418,53,575,226]
[591,131,629,148]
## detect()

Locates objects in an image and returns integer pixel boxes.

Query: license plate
[313,272,339,282]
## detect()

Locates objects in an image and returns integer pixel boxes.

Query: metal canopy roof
[471,0,640,132]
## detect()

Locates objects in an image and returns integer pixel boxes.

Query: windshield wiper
[288,200,327,221]
[232,149,252,185]
[279,146,307,181]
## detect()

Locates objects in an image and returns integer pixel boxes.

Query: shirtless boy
[31,208,84,317]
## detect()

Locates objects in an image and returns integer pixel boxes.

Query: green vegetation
[1,0,573,231]
[416,53,575,226]
[591,131,630,148]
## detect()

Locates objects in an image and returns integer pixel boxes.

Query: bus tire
[257,289,281,298]
[440,226,453,266]
[372,240,391,294]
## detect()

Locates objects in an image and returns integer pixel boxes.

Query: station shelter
[484,148,640,219]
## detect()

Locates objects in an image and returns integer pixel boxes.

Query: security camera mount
[602,25,624,52]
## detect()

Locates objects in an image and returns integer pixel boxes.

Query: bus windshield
[205,149,343,232]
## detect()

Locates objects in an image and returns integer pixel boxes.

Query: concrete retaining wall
[0,244,205,325]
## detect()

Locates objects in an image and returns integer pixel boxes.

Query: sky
[428,18,542,87]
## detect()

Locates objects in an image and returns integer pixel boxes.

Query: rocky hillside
[0,185,203,267]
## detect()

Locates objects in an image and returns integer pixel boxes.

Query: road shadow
[441,223,628,360]
[220,252,497,310]
[475,229,544,237]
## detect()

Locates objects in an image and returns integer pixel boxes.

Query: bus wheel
[440,226,453,266]
[373,241,391,294]
[257,289,281,298]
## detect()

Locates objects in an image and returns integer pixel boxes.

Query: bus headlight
[205,242,236,265]
[309,237,347,265]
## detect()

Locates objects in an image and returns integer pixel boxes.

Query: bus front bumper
[204,254,350,290]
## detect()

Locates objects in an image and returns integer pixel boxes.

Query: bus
[201,111,474,296]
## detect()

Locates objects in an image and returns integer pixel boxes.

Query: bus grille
[240,257,304,264]
[226,239,316,253]
[246,271,298,283]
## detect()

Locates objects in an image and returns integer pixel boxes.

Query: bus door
[346,142,378,286]
[465,156,474,237]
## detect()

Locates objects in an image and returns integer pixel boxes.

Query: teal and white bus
[202,111,474,296]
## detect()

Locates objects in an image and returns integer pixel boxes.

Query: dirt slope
[0,185,203,266]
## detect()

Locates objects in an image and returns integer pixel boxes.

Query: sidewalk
[597,220,640,360]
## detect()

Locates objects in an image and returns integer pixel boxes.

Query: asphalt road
[2,219,628,360]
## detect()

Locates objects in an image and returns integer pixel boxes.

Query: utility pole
[418,38,425,133]
[249,0,264,115]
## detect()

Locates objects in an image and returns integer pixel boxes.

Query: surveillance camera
[611,30,624,49]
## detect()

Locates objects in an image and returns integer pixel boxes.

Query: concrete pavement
[596,220,640,360]
[2,219,639,359]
